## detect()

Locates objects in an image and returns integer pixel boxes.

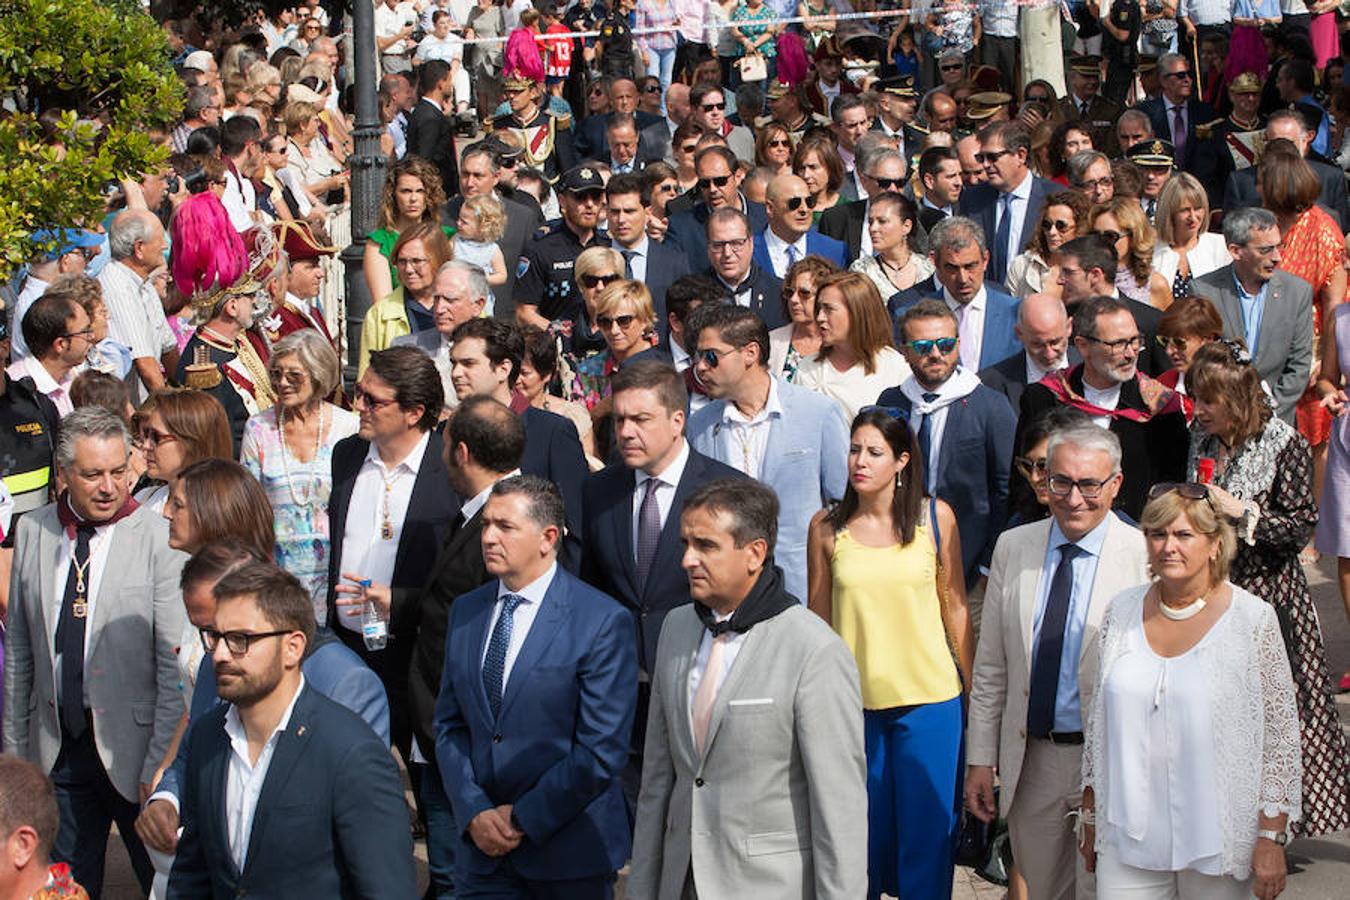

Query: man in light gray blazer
[965,423,1148,900]
[629,480,866,900]
[684,305,849,601]
[3,407,187,896]
[1190,207,1314,424]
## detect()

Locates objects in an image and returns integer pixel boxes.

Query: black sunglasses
[1164,70,1193,80]
[1025,94,1051,103]
[785,195,818,211]
[643,85,661,93]
[940,63,964,72]
[871,175,904,190]
[1094,229,1123,243]
[596,313,637,330]
[580,273,621,289]
[697,346,739,368]
[700,101,726,112]
[697,174,733,191]
[200,627,292,656]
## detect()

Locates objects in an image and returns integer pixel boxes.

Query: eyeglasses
[395,256,430,268]
[200,627,291,657]
[709,237,749,253]
[1042,218,1074,233]
[1015,456,1049,479]
[62,327,94,341]
[784,195,817,211]
[137,427,178,447]
[975,149,1009,163]
[696,346,739,368]
[787,286,815,298]
[1148,482,1211,501]
[596,313,637,330]
[268,368,309,384]
[657,183,680,194]
[767,138,792,148]
[904,336,958,356]
[697,174,733,192]
[1081,175,1115,190]
[1047,474,1117,498]
[1082,334,1144,353]
[498,156,519,168]
[1156,334,1196,351]
[870,175,904,190]
[579,272,620,289]
[1093,229,1123,244]
[1163,70,1193,80]
[352,386,398,409]
[700,102,726,112]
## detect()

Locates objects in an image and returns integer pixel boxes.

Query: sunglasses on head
[905,337,958,355]
[785,195,817,211]
[701,101,726,112]
[596,313,637,330]
[1147,482,1211,501]
[697,174,733,192]
[580,273,620,289]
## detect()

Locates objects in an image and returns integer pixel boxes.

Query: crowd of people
[7,1,1350,899]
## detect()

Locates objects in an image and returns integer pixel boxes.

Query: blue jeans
[648,46,677,114]
[422,760,459,900]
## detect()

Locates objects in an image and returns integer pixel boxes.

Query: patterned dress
[1189,419,1350,835]
[240,404,360,625]
[1280,204,1346,448]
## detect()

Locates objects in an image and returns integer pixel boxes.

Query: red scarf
[1038,365,1183,423]
[56,490,140,539]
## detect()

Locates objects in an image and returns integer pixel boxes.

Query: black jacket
[406,96,459,196]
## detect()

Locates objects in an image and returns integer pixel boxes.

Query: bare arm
[364,241,394,304]
[134,356,166,392]
[934,499,973,688]
[806,511,835,622]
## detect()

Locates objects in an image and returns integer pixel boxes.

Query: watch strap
[1257,828,1288,846]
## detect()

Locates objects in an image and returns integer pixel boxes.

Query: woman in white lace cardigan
[1078,485,1302,900]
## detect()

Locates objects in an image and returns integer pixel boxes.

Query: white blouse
[1005,250,1052,299]
[795,345,912,421]
[1083,584,1302,880]
[1152,232,1231,288]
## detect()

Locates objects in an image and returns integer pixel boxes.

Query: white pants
[1097,850,1253,899]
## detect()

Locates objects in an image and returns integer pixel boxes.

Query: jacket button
[493,734,502,743]
[47,700,54,709]
[694,777,704,787]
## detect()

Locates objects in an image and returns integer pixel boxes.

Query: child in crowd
[454,194,508,287]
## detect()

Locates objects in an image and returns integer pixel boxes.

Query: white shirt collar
[7,357,70,395]
[461,468,523,523]
[421,95,443,113]
[497,559,558,605]
[224,674,307,749]
[1006,170,1033,200]
[721,375,783,425]
[636,438,691,491]
[364,430,431,476]
[943,283,987,313]
[670,339,691,370]
[764,227,807,257]
[618,233,650,257]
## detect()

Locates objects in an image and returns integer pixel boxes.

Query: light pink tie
[691,634,728,754]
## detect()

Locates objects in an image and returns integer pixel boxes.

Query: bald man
[640,83,689,164]
[752,174,848,279]
[977,292,1076,414]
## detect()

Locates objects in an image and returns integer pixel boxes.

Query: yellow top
[830,526,961,710]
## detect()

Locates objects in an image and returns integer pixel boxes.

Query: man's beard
[216,652,284,707]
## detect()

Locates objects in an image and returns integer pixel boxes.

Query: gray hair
[184,85,216,120]
[862,147,905,179]
[56,407,131,471]
[1046,422,1123,473]
[830,93,869,125]
[490,474,566,536]
[927,215,986,258]
[1222,207,1278,247]
[1066,150,1110,186]
[1117,109,1153,137]
[270,329,341,400]
[108,210,160,261]
[439,259,491,304]
[1158,52,1188,74]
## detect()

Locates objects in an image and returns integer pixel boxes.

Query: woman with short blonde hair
[572,279,658,414]
[1153,173,1229,302]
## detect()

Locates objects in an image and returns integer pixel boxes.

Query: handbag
[737,52,767,82]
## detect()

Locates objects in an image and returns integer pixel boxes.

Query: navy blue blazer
[614,236,691,329]
[699,264,787,330]
[958,176,1057,276]
[751,229,848,279]
[888,279,1023,371]
[668,197,769,273]
[1134,97,1219,171]
[433,569,637,881]
[580,447,747,674]
[520,406,588,570]
[873,383,1016,587]
[168,684,417,899]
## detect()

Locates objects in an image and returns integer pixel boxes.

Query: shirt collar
[636,438,690,491]
[1233,270,1268,302]
[619,234,650,257]
[943,283,986,312]
[224,674,307,749]
[364,430,432,476]
[497,560,558,605]
[671,339,691,369]
[8,357,69,395]
[1006,170,1033,200]
[721,375,783,425]
[1048,514,1112,559]
[764,228,807,256]
[461,468,522,523]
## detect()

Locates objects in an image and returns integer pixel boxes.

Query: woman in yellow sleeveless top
[807,407,973,900]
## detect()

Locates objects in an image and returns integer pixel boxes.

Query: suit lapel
[38,513,62,651]
[465,589,498,721]
[612,469,640,600]
[640,452,703,605]
[932,399,964,488]
[203,715,240,881]
[242,687,316,875]
[1256,276,1283,375]
[759,408,787,484]
[498,575,569,719]
[671,622,699,768]
[698,622,768,762]
[1018,522,1051,666]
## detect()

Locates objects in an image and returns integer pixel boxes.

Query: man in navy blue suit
[169,563,416,899]
[606,173,690,326]
[435,475,637,899]
[888,216,1022,372]
[958,122,1056,284]
[877,300,1015,612]
[702,208,786,330]
[668,146,769,273]
[752,173,848,279]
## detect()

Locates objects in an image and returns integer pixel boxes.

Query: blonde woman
[571,279,658,412]
[1152,173,1230,302]
[1091,197,1172,309]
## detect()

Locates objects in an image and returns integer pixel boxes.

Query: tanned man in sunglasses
[754,174,847,280]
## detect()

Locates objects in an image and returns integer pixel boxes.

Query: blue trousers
[423,759,459,899]
[457,860,614,899]
[864,696,963,900]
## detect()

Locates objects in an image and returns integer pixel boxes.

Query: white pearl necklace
[277,404,326,509]
[1158,592,1208,621]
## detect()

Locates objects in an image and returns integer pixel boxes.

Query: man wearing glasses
[817,148,908,261]
[967,422,1149,900]
[1016,296,1189,519]
[753,173,847,280]
[1191,206,1314,424]
[1134,52,1218,172]
[958,122,1057,285]
[667,145,768,273]
[5,294,94,418]
[702,208,785,328]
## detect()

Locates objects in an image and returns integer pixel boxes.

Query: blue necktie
[785,243,799,275]
[620,248,635,278]
[482,593,526,719]
[916,392,939,487]
[1027,543,1083,737]
[992,192,1013,283]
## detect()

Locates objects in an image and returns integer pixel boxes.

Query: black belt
[1034,731,1084,745]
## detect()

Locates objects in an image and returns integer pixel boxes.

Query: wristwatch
[1257,828,1289,846]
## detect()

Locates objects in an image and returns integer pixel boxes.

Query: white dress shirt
[99,260,174,402]
[480,561,558,687]
[50,514,116,703]
[7,357,74,417]
[942,283,987,372]
[997,172,1034,278]
[687,609,747,732]
[1025,352,1068,385]
[631,439,691,561]
[375,2,416,55]
[763,229,808,280]
[1083,381,1122,429]
[224,676,306,871]
[335,432,431,631]
[222,164,257,233]
[719,377,783,478]
[460,468,522,524]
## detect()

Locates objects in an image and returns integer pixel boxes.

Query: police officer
[0,317,60,542]
[491,73,577,185]
[596,0,636,81]
[1059,55,1124,156]
[514,165,607,332]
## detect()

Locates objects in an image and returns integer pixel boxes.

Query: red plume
[776,31,810,87]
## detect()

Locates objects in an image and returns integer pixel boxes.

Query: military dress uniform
[1058,92,1124,157]
[491,102,578,185]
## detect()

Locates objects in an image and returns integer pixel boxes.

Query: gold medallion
[72,599,88,619]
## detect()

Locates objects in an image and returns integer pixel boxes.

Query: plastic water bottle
[360,579,387,651]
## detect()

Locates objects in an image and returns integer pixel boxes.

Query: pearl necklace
[277,404,326,509]
[1158,590,1208,621]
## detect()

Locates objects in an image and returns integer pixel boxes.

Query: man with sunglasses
[959,121,1057,285]
[1134,52,1218,172]
[6,295,92,418]
[967,423,1148,900]
[818,148,909,261]
[667,146,768,273]
[514,166,608,333]
[753,174,848,280]
[686,84,755,163]
[877,300,1016,605]
[1016,296,1189,520]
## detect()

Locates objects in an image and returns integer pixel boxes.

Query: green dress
[369,224,455,289]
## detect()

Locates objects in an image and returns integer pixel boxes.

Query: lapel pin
[296,725,306,736]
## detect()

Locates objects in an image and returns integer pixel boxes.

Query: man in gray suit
[1190,207,1314,424]
[3,407,187,896]
[628,480,866,900]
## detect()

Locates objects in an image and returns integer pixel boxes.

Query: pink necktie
[692,634,728,754]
